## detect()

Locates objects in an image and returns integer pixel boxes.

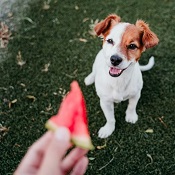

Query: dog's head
[94,14,159,77]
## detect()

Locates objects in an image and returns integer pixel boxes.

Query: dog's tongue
[110,67,122,75]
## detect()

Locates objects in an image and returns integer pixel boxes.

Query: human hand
[14,127,89,175]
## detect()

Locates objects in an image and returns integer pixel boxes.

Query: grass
[1,0,175,174]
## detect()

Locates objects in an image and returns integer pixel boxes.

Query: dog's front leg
[98,99,115,138]
[125,92,141,123]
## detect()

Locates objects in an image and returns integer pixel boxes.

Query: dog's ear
[94,14,121,36]
[136,20,159,49]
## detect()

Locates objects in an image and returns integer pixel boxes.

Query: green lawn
[1,0,175,174]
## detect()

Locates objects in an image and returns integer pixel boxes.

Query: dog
[84,14,159,138]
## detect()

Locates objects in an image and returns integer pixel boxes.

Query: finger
[71,156,89,175]
[14,131,53,174]
[37,127,71,175]
[61,147,88,173]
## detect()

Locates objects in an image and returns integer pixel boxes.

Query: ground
[0,0,175,174]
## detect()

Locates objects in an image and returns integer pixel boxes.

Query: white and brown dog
[85,14,159,138]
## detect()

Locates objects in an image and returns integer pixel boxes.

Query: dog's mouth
[109,67,125,77]
[109,63,132,77]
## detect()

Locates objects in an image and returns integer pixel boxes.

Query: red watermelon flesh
[45,81,94,150]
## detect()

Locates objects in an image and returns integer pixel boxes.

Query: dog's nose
[110,55,122,66]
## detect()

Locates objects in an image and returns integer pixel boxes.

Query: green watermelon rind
[45,120,94,150]
[45,120,58,131]
[72,135,94,150]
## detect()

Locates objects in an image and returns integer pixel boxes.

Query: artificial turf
[1,0,175,174]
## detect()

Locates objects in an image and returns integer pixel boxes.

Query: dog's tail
[139,56,155,71]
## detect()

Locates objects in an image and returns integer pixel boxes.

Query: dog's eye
[127,44,137,50]
[106,39,114,45]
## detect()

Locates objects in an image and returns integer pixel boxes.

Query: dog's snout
[110,55,122,66]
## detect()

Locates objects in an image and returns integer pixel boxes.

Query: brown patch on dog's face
[120,24,144,61]
[120,21,159,62]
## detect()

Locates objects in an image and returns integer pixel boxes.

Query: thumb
[37,127,71,175]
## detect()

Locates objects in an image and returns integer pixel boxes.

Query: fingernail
[55,127,70,141]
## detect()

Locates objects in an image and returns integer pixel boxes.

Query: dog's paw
[84,73,95,86]
[125,111,138,124]
[98,123,115,138]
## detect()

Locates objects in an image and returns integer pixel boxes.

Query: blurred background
[0,0,175,174]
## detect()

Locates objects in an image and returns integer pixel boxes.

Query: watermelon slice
[45,81,94,150]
